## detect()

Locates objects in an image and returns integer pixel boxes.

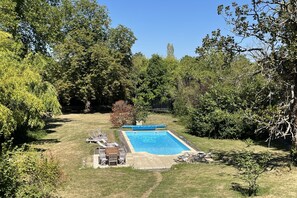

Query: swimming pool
[124,131,191,155]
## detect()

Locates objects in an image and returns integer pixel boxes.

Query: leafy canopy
[0,31,60,139]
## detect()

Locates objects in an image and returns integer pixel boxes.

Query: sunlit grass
[35,113,156,197]
[32,112,297,197]
[151,163,241,198]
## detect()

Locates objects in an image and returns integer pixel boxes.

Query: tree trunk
[84,100,91,113]
[291,74,297,149]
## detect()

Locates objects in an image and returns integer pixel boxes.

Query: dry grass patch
[35,113,156,197]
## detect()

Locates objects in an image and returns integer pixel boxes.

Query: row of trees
[0,1,134,196]
[0,0,138,138]
[1,0,136,113]
[131,49,270,139]
[132,0,296,150]
[1,0,296,147]
[0,0,296,196]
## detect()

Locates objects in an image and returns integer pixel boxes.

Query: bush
[233,151,271,196]
[188,102,252,139]
[0,142,63,198]
[0,142,18,197]
[110,100,134,127]
[187,88,257,139]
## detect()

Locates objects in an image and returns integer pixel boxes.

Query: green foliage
[133,97,149,122]
[0,0,62,55]
[202,0,297,148]
[0,142,63,198]
[131,54,174,111]
[109,25,136,68]
[1,0,137,110]
[234,151,272,196]
[0,105,16,138]
[173,56,202,117]
[245,138,254,147]
[188,93,251,139]
[0,141,18,197]
[132,52,149,74]
[131,53,151,121]
[146,54,172,105]
[184,53,266,139]
[50,0,136,108]
[0,0,17,33]
[0,31,61,140]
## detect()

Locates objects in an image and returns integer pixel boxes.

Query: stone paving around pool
[126,152,178,169]
[94,130,198,169]
[94,151,197,170]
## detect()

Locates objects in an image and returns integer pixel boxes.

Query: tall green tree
[173,55,210,117]
[51,0,136,110]
[109,25,136,69]
[145,54,171,107]
[131,53,149,121]
[166,43,175,58]
[107,24,136,101]
[51,0,110,109]
[0,0,62,55]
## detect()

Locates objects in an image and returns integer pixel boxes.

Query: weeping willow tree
[0,31,61,140]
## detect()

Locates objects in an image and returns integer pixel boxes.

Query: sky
[98,0,250,59]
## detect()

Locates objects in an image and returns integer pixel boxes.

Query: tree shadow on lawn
[31,138,60,145]
[253,138,292,152]
[231,182,255,197]
[45,117,72,126]
[29,117,72,144]
[14,130,61,146]
[214,149,290,169]
[44,117,72,133]
[14,117,71,145]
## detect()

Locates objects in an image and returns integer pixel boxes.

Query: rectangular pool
[124,130,191,155]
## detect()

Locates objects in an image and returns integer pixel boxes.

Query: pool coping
[121,130,196,156]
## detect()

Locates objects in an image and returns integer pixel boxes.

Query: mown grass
[150,163,241,198]
[34,113,155,197]
[32,112,297,197]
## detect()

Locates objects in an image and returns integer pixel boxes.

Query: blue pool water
[125,131,190,155]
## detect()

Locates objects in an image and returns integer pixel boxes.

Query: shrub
[187,89,257,139]
[0,142,63,198]
[188,102,250,139]
[233,151,271,196]
[110,100,134,127]
[0,142,18,197]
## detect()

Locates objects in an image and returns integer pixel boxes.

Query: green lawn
[33,113,297,197]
